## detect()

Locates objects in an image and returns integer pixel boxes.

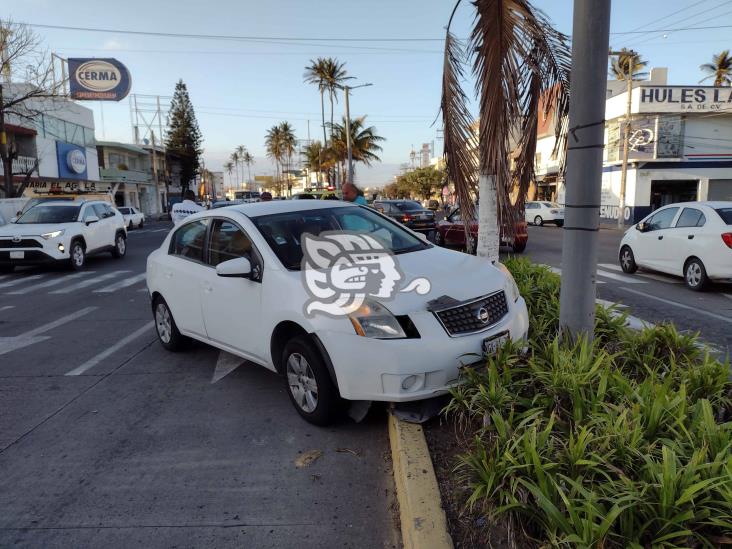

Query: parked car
[525,201,564,226]
[0,200,127,272]
[146,201,528,425]
[211,200,245,209]
[372,200,436,236]
[117,206,145,229]
[619,201,732,291]
[435,207,528,253]
[292,193,318,200]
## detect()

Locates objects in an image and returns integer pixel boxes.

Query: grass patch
[440,258,732,548]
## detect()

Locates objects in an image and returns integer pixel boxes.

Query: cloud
[102,39,126,51]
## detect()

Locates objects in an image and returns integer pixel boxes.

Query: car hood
[372,246,507,315]
[0,222,78,237]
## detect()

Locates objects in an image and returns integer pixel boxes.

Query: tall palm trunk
[477,175,500,260]
[246,163,252,189]
[235,163,240,190]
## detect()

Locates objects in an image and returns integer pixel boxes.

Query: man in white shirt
[171,190,203,225]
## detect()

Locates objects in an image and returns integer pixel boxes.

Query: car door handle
[687,235,694,240]
[658,235,663,240]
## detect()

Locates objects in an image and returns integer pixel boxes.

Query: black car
[372,200,436,235]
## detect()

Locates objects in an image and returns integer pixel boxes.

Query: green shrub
[446,258,732,548]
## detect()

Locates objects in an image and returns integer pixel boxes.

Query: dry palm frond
[440,29,478,244]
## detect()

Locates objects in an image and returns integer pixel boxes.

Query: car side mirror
[85,215,100,225]
[636,222,646,232]
[216,257,252,278]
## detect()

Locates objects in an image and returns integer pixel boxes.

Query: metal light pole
[558,0,612,339]
[609,49,638,230]
[340,83,372,185]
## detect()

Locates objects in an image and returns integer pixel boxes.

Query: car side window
[675,208,706,228]
[448,209,461,222]
[170,219,209,262]
[92,204,108,219]
[208,219,253,267]
[646,207,679,231]
[103,204,114,218]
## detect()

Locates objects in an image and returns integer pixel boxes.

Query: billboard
[56,142,88,179]
[639,86,732,113]
[68,58,131,101]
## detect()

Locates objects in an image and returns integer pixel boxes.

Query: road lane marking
[540,265,605,283]
[65,321,155,376]
[0,305,15,312]
[724,294,732,301]
[0,306,97,357]
[598,264,680,284]
[596,269,647,284]
[620,287,732,324]
[6,271,95,295]
[212,351,247,384]
[0,274,44,289]
[93,273,146,293]
[49,271,130,294]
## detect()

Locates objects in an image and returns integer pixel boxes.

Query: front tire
[153,296,189,351]
[534,215,544,226]
[555,220,564,228]
[435,230,445,247]
[684,258,708,291]
[69,240,86,271]
[139,220,144,229]
[619,245,637,274]
[112,232,127,258]
[282,336,340,426]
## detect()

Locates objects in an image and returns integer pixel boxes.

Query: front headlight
[348,300,407,339]
[41,230,65,240]
[496,263,521,302]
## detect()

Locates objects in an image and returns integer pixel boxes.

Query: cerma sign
[639,86,732,113]
[68,58,132,101]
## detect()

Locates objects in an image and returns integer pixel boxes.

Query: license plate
[9,251,24,259]
[482,331,510,355]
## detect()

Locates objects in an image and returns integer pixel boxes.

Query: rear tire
[619,246,637,274]
[282,336,340,426]
[684,258,708,292]
[112,232,127,258]
[555,220,564,228]
[534,215,543,226]
[153,296,189,351]
[69,240,86,271]
[435,230,445,247]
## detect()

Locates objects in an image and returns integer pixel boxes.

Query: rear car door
[199,218,266,361]
[666,207,707,275]
[161,219,210,338]
[93,203,116,248]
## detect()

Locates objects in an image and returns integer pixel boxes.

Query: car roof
[658,201,732,209]
[228,199,354,217]
[31,200,87,207]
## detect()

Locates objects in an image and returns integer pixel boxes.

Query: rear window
[394,201,423,212]
[118,207,130,214]
[716,208,732,225]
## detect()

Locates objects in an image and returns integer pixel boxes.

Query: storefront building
[96,142,161,215]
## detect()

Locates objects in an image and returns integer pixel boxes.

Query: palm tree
[610,48,648,81]
[242,151,254,189]
[302,141,324,185]
[230,151,240,190]
[265,125,285,196]
[278,122,297,196]
[700,50,732,86]
[441,0,571,260]
[223,161,234,193]
[329,116,384,178]
[236,145,247,187]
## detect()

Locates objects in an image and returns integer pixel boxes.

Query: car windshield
[715,208,732,225]
[17,205,81,224]
[251,205,430,270]
[394,201,423,211]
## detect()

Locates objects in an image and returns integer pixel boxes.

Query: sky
[7,0,732,188]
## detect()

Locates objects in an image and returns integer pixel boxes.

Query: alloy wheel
[116,235,126,255]
[155,303,172,343]
[286,353,318,413]
[686,262,702,288]
[72,245,84,267]
[621,250,632,270]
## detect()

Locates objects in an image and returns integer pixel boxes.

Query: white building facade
[537,69,732,224]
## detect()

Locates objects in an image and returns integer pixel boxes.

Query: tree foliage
[166,80,202,194]
[700,50,732,87]
[610,48,648,80]
[393,166,445,201]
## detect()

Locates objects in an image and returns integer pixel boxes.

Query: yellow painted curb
[388,413,453,549]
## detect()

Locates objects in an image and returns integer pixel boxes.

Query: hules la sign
[640,86,732,113]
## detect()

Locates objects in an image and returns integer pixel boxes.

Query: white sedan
[117,206,145,229]
[146,200,529,425]
[619,201,732,291]
[525,201,564,226]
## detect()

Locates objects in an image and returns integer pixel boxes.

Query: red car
[435,207,528,253]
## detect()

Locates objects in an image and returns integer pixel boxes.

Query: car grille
[433,291,509,336]
[0,238,43,249]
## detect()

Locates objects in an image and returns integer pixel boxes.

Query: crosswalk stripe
[49,271,130,294]
[0,305,15,312]
[598,263,680,284]
[94,273,146,293]
[6,271,95,295]
[0,274,44,290]
[596,269,647,284]
[541,265,605,284]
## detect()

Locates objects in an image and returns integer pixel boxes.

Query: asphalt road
[0,222,400,549]
[518,225,732,356]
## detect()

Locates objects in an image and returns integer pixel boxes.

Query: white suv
[0,200,127,272]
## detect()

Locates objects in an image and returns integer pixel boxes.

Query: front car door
[80,203,103,250]
[635,206,680,272]
[161,219,210,338]
[92,203,116,248]
[199,217,265,361]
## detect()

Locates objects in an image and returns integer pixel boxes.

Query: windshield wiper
[393,244,426,255]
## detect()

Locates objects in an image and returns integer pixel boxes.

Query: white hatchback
[525,201,564,226]
[146,201,529,424]
[619,201,732,290]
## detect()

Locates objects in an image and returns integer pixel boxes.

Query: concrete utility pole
[609,49,637,229]
[339,82,372,185]
[559,0,612,339]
